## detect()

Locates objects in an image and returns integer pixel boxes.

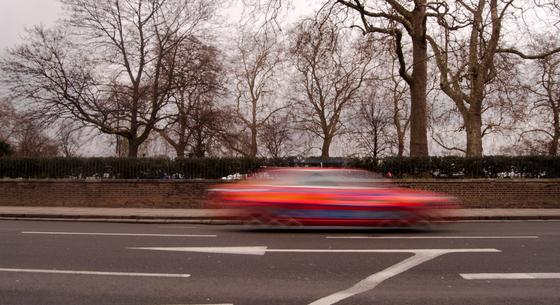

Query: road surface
[1,220,559,305]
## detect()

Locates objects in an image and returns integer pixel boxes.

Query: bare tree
[230,29,286,158]
[426,0,559,156]
[334,0,437,156]
[0,100,17,144]
[521,37,560,155]
[56,120,87,157]
[290,15,374,158]
[157,37,225,158]
[351,65,409,158]
[427,0,510,156]
[1,0,215,157]
[11,115,60,157]
[259,111,296,158]
[352,91,392,158]
[392,83,410,156]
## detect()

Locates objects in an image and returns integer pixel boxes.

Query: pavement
[1,206,560,223]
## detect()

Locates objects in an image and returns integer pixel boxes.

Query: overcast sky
[0,0,62,52]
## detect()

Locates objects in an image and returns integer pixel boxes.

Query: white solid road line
[129,246,500,256]
[307,248,501,305]
[326,235,539,239]
[0,268,191,278]
[21,231,216,237]
[157,225,199,229]
[129,246,497,305]
[309,251,444,305]
[461,273,560,280]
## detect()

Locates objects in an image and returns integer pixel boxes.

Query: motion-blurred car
[207,168,458,227]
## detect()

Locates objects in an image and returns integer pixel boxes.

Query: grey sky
[0,0,62,51]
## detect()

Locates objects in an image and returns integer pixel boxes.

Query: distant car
[207,168,458,227]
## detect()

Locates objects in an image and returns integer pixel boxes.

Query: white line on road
[326,236,539,239]
[157,225,199,229]
[129,246,500,304]
[0,268,191,278]
[461,273,560,280]
[21,231,216,238]
[308,248,501,305]
[129,246,501,256]
[309,251,444,305]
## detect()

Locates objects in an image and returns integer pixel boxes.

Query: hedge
[0,141,11,157]
[0,156,559,179]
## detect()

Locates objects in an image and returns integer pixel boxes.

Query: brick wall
[0,179,559,208]
[395,179,560,208]
[0,180,210,208]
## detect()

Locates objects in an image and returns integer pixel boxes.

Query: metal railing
[0,156,559,180]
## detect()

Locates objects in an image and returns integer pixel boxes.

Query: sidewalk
[1,207,560,223]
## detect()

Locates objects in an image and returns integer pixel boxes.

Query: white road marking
[309,251,444,305]
[129,246,499,304]
[129,246,501,256]
[308,248,501,305]
[326,235,539,239]
[461,273,560,280]
[130,246,268,255]
[0,268,190,278]
[157,225,199,229]
[22,231,216,238]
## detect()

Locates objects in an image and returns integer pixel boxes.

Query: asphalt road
[0,220,559,305]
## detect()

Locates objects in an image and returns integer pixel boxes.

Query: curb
[0,216,241,224]
[2,214,560,224]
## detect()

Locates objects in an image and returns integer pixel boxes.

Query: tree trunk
[174,144,186,158]
[550,109,560,156]
[321,136,332,158]
[193,128,205,158]
[127,139,140,158]
[409,2,429,157]
[464,110,483,157]
[397,136,405,157]
[373,128,379,158]
[249,125,258,158]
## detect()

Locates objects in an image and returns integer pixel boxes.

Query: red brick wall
[0,179,559,208]
[0,180,210,208]
[394,179,560,208]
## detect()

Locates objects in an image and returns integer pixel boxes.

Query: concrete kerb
[0,216,240,224]
[1,208,560,224]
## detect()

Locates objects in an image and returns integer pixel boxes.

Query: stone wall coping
[394,178,560,183]
[1,178,560,183]
[0,179,222,183]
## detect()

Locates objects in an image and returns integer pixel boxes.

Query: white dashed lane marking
[461,273,560,280]
[0,268,191,278]
[326,236,539,239]
[21,231,216,237]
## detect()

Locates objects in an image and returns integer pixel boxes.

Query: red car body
[207,168,458,227]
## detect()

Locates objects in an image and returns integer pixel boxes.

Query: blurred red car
[207,168,458,227]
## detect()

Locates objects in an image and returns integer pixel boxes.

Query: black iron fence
[0,156,559,179]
